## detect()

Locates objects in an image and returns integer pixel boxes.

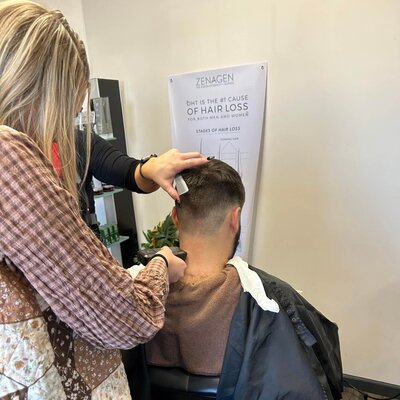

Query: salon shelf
[94,188,123,198]
[107,235,129,248]
[91,78,139,268]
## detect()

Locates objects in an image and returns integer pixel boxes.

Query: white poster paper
[169,63,267,259]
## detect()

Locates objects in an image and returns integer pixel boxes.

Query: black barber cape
[217,266,343,400]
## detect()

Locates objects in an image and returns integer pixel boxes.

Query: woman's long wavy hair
[0,0,90,201]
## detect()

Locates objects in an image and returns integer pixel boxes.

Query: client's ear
[171,206,179,228]
[229,207,241,233]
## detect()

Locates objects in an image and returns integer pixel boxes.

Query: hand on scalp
[142,149,208,201]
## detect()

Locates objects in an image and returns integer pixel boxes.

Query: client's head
[172,159,245,257]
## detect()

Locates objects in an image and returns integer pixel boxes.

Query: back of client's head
[177,159,245,235]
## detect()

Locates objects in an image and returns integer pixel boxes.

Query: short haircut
[176,159,245,235]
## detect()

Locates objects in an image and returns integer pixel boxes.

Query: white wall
[7,0,398,386]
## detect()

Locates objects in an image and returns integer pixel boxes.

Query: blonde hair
[0,0,90,201]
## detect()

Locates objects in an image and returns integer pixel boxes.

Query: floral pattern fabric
[0,261,131,399]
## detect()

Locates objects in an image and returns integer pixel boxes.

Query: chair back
[149,366,219,400]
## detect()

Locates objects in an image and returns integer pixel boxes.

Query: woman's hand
[157,246,187,283]
[136,149,208,201]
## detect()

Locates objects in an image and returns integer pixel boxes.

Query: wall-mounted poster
[169,62,267,259]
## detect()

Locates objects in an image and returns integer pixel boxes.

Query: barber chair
[148,366,219,400]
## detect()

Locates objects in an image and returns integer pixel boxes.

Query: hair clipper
[137,247,187,266]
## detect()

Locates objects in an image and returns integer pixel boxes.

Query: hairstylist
[0,1,207,399]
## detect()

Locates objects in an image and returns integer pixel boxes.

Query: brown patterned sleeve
[0,128,169,349]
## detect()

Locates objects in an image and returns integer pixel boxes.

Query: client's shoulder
[248,265,318,313]
[249,265,296,293]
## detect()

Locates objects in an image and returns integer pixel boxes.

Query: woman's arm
[0,128,168,349]
[77,131,208,199]
[82,131,142,192]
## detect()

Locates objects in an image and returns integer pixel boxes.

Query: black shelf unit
[90,78,138,268]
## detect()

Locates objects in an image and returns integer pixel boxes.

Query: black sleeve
[84,132,144,193]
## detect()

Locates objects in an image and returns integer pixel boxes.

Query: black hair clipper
[137,247,187,266]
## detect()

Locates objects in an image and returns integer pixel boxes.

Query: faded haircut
[177,159,245,235]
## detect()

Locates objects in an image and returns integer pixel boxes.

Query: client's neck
[178,232,232,283]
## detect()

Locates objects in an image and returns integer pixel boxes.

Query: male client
[145,159,343,400]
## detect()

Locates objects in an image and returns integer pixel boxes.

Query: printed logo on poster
[195,73,234,89]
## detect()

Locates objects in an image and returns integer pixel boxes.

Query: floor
[342,386,387,399]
